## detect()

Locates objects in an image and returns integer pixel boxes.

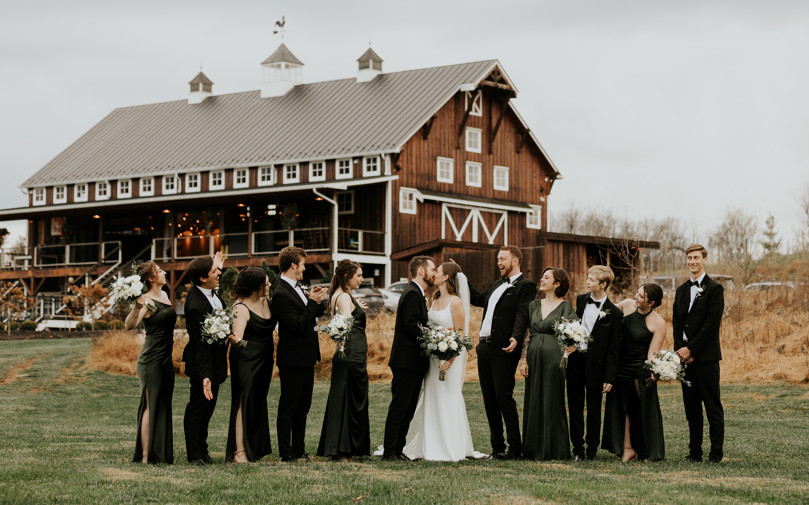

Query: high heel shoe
[621,448,638,463]
[233,450,249,463]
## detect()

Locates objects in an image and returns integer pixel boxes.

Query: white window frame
[493,165,509,191]
[337,190,354,215]
[465,90,483,116]
[74,183,88,202]
[258,166,274,187]
[399,188,417,215]
[362,156,380,177]
[118,179,132,198]
[283,164,300,184]
[33,187,46,206]
[436,157,454,184]
[465,161,482,188]
[233,168,249,189]
[185,173,201,193]
[95,181,110,200]
[527,205,542,230]
[54,185,67,204]
[162,175,177,195]
[465,127,482,153]
[139,177,154,197]
[209,170,225,190]
[336,159,353,180]
[309,161,325,182]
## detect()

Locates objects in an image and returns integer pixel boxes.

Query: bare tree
[710,208,759,286]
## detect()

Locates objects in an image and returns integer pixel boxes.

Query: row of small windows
[31,157,383,205]
[436,157,510,191]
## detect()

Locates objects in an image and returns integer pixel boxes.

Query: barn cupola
[356,47,383,82]
[260,43,303,98]
[188,71,213,104]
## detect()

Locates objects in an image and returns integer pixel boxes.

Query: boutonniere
[598,309,610,320]
[213,286,220,294]
[297,283,310,292]
[503,280,517,290]
[696,286,704,298]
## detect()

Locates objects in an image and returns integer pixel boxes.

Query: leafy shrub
[109,320,125,330]
[20,320,37,331]
[94,321,110,330]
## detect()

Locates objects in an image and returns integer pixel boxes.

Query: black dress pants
[382,367,424,457]
[277,366,315,460]
[682,360,724,461]
[477,341,521,454]
[566,353,605,457]
[184,377,219,461]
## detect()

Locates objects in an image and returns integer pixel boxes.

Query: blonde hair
[587,265,615,288]
[685,244,708,258]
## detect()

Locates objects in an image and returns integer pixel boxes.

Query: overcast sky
[1,0,807,248]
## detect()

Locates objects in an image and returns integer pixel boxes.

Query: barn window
[75,183,89,202]
[118,180,131,198]
[162,175,177,194]
[33,187,46,205]
[186,173,200,192]
[527,205,542,230]
[139,177,153,197]
[465,90,482,116]
[337,191,354,215]
[309,161,325,182]
[363,156,380,176]
[210,170,225,190]
[336,159,353,180]
[493,165,509,191]
[465,161,482,188]
[465,128,482,153]
[258,167,274,186]
[399,188,417,215]
[437,157,454,183]
[283,164,300,184]
[234,169,249,188]
[96,181,110,200]
[54,186,67,204]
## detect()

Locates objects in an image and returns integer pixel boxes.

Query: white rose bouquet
[202,307,245,347]
[644,350,690,386]
[553,317,592,368]
[417,323,473,381]
[110,274,148,309]
[315,312,354,359]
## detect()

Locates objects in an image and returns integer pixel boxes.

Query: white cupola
[356,47,383,82]
[260,43,304,98]
[188,71,213,104]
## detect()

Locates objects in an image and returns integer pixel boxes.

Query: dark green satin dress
[134,300,176,464]
[522,299,575,460]
[317,304,370,457]
[226,304,277,462]
[601,310,665,461]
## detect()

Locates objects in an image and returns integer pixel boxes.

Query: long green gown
[522,299,575,461]
[226,304,277,462]
[134,300,176,464]
[316,303,370,457]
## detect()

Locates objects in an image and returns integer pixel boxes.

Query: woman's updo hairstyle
[543,267,570,298]
[641,283,663,309]
[330,260,361,310]
[135,261,158,291]
[232,267,269,299]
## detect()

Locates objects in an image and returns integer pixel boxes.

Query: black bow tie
[689,280,700,287]
[502,277,510,283]
[586,298,602,308]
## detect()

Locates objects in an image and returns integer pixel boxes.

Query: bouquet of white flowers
[314,312,354,359]
[553,317,592,368]
[202,307,245,347]
[644,350,690,386]
[417,323,473,381]
[109,274,147,309]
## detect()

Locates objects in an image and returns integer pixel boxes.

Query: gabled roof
[22,59,558,187]
[356,47,383,63]
[188,72,213,86]
[261,43,303,66]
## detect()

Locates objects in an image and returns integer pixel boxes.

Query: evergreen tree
[760,214,781,257]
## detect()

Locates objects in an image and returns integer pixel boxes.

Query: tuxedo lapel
[281,280,307,308]
[191,285,214,311]
[576,294,586,320]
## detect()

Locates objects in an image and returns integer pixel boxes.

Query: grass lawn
[1,338,808,505]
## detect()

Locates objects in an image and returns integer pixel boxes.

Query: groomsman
[673,244,725,463]
[183,251,227,464]
[568,265,622,460]
[272,246,327,462]
[382,255,434,460]
[468,245,536,459]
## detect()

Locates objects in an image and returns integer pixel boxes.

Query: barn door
[440,203,507,244]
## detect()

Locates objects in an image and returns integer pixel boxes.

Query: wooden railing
[33,241,121,268]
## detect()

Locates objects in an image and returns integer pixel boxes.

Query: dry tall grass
[87,288,809,384]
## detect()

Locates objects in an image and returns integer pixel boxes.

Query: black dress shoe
[707,457,722,463]
[190,458,208,466]
[585,453,597,460]
[201,454,214,464]
[491,452,508,460]
[680,455,702,463]
[574,455,583,461]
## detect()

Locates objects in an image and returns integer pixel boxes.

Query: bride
[402,261,486,461]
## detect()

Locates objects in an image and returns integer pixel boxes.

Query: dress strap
[332,291,354,316]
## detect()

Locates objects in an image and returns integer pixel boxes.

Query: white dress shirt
[479,273,521,338]
[281,274,308,305]
[198,286,223,310]
[683,272,706,342]
[581,294,607,352]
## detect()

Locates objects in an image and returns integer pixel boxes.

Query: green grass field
[1,338,807,505]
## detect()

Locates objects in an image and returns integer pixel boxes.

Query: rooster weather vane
[273,16,287,41]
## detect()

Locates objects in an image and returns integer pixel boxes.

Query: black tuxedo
[383,281,429,457]
[672,274,725,461]
[567,294,622,458]
[469,274,536,455]
[271,279,325,460]
[182,285,228,462]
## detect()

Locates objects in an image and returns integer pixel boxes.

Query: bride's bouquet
[417,323,473,381]
[644,350,690,386]
[315,313,354,359]
[202,307,245,347]
[109,274,147,309]
[553,317,592,368]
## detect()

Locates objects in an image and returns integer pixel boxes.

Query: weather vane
[273,16,286,41]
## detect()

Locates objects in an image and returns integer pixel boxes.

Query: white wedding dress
[401,302,487,461]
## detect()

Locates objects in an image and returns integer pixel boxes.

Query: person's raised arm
[124,295,153,330]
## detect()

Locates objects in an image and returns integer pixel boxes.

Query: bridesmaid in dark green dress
[125,261,176,464]
[317,260,370,461]
[518,267,575,460]
[602,283,667,462]
[226,267,276,463]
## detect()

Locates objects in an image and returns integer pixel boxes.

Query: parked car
[351,287,387,314]
[744,281,796,291]
[378,288,401,312]
[386,280,409,294]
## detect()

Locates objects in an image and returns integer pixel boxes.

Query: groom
[382,255,434,461]
[468,245,536,459]
[673,244,725,463]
